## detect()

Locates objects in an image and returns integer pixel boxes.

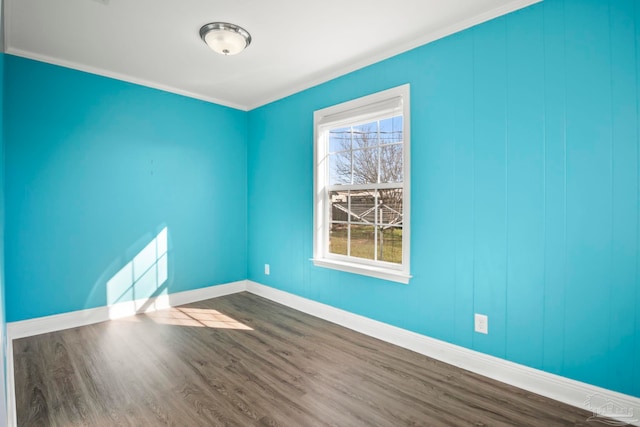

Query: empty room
[0,0,639,425]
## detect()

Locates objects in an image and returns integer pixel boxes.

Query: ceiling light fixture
[199,22,251,56]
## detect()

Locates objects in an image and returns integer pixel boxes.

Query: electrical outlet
[264,264,270,275]
[474,313,488,334]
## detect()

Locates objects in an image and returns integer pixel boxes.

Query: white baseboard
[6,279,639,427]
[246,280,640,427]
[5,280,247,427]
[6,280,247,341]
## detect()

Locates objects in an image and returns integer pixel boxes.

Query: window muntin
[313,85,411,283]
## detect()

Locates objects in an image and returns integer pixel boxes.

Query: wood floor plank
[14,292,598,426]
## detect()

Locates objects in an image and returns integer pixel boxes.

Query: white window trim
[312,84,411,284]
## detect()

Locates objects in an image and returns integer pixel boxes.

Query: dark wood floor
[14,292,596,426]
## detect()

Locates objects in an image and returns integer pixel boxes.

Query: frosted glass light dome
[200,23,251,56]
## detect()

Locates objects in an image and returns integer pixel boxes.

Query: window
[313,85,411,284]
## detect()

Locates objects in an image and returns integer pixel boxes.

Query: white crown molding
[245,280,640,427]
[247,0,542,110]
[3,48,249,111]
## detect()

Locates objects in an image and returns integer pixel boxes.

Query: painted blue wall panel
[247,0,640,397]
[247,99,311,298]
[5,56,248,321]
[563,0,613,390]
[0,51,8,425]
[471,17,508,358]
[504,5,545,369]
[608,0,638,397]
[542,0,567,377]
[450,30,475,350]
[411,36,458,341]
[634,0,640,399]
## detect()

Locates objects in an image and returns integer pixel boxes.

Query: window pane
[329,152,351,185]
[349,190,376,224]
[378,226,403,264]
[329,223,348,256]
[350,224,375,260]
[379,116,403,145]
[329,126,351,153]
[352,122,378,149]
[352,147,379,184]
[377,188,403,225]
[329,191,349,222]
[380,144,403,183]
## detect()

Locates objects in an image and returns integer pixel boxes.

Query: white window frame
[312,84,411,284]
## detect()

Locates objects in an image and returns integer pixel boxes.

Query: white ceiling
[4,0,539,111]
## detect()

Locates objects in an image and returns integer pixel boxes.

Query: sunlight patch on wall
[107,227,169,318]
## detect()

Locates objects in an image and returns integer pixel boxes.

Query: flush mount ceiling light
[199,22,252,56]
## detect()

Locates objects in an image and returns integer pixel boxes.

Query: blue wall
[0,52,7,425]
[4,56,248,322]
[247,0,640,398]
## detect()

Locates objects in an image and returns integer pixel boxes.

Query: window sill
[311,258,411,284]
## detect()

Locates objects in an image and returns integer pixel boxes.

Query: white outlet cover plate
[475,313,488,334]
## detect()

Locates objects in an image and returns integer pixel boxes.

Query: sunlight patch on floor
[143,307,253,330]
